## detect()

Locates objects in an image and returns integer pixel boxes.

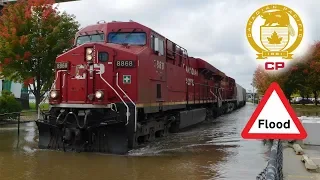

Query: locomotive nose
[51,44,114,104]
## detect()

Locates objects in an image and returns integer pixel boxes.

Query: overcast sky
[56,0,320,92]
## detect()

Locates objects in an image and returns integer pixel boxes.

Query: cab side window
[158,39,164,56]
[150,35,155,49]
[151,34,164,56]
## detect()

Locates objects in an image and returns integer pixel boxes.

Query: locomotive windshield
[76,33,105,45]
[107,32,146,45]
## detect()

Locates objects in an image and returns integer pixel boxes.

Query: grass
[28,102,49,111]
[291,104,320,113]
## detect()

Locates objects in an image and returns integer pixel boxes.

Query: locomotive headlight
[86,54,93,61]
[95,90,104,99]
[50,90,58,99]
[85,47,94,62]
[86,48,93,54]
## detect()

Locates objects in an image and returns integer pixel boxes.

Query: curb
[287,142,320,172]
[293,143,304,155]
[301,154,319,171]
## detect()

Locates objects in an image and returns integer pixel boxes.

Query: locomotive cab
[50,25,147,105]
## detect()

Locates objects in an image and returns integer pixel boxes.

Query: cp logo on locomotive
[75,64,86,79]
[246,4,304,60]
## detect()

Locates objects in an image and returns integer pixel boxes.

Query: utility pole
[251,83,255,104]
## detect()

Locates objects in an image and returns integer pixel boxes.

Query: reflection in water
[0,104,270,180]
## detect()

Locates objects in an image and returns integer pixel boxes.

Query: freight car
[36,20,246,154]
[236,83,246,108]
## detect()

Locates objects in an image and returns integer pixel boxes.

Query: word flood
[258,119,290,129]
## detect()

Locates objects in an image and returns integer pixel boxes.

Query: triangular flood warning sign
[241,82,307,139]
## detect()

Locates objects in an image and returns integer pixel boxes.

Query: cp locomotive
[36,20,247,154]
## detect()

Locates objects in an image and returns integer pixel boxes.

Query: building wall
[0,79,22,98]
[0,79,30,109]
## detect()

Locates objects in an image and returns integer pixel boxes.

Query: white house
[0,79,30,109]
[0,79,26,98]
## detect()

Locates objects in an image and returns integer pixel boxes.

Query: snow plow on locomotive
[36,20,247,154]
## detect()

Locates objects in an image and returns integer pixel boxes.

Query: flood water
[0,103,270,180]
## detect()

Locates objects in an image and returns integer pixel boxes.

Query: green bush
[0,90,22,115]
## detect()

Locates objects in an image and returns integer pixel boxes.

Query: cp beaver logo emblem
[246,4,303,60]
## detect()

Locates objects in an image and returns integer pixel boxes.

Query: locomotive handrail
[218,88,223,98]
[193,82,212,86]
[98,71,130,125]
[217,88,224,107]
[52,70,66,90]
[166,39,188,56]
[38,70,66,119]
[166,48,188,58]
[165,38,189,63]
[210,89,218,100]
[116,72,137,132]
[62,73,66,88]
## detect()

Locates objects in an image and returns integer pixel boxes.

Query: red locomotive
[36,20,246,154]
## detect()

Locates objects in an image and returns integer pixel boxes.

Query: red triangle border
[241,82,307,140]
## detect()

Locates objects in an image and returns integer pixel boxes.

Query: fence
[0,110,38,122]
[0,110,38,137]
[0,110,38,129]
[257,139,283,180]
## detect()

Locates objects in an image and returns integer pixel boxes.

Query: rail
[116,72,137,132]
[257,139,283,180]
[98,71,130,125]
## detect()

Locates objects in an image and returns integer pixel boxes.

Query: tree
[0,0,80,110]
[296,41,320,105]
[253,41,320,105]
[252,65,269,95]
[252,65,286,95]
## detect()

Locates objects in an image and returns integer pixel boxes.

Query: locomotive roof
[195,58,225,77]
[77,20,176,47]
[76,20,151,36]
[76,21,230,80]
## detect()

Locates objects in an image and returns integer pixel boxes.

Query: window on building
[21,86,28,94]
[2,80,11,92]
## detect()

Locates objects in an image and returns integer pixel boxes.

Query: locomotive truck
[36,20,247,154]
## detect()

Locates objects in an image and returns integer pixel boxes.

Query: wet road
[0,103,270,180]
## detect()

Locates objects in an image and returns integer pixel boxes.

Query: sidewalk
[283,142,320,180]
